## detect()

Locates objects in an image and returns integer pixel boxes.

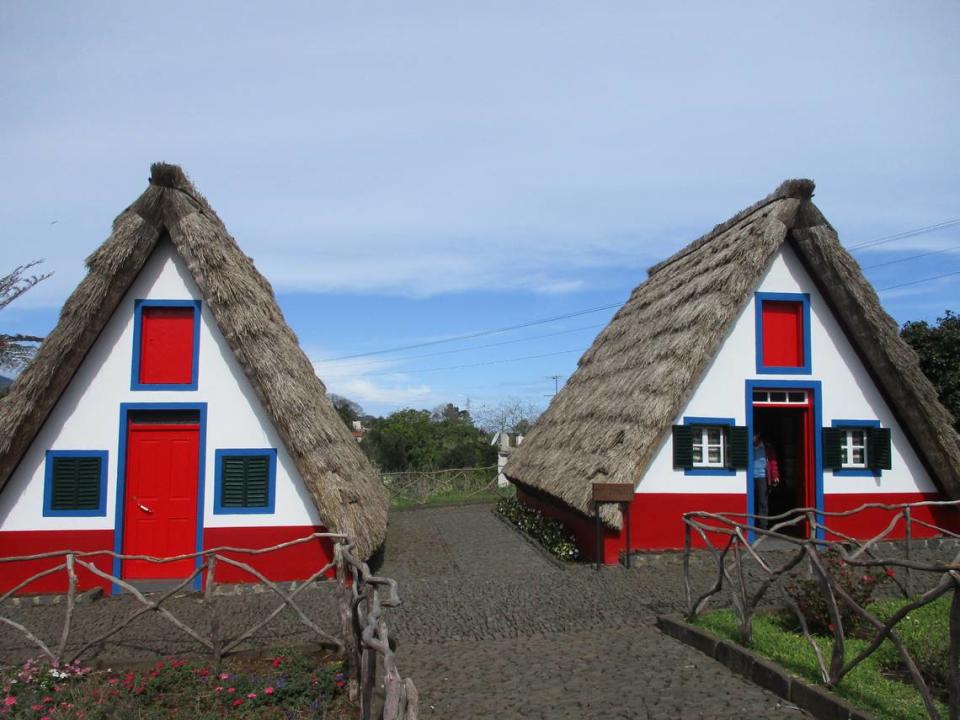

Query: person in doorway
[753,432,780,529]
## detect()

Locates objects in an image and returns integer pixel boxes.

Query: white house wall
[0,241,323,532]
[637,244,935,496]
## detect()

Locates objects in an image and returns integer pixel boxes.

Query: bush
[783,547,889,636]
[496,498,580,561]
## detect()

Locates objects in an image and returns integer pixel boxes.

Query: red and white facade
[519,246,954,563]
[0,243,333,593]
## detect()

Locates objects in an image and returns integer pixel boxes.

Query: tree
[901,310,960,432]
[473,397,541,435]
[1,261,52,371]
[328,393,363,429]
[361,405,497,472]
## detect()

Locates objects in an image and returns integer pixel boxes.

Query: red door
[122,423,200,579]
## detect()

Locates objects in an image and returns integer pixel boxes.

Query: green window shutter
[822,427,844,470]
[727,426,749,470]
[51,456,101,511]
[672,425,694,469]
[867,427,892,471]
[221,455,270,508]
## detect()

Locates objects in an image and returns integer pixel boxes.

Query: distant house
[506,179,960,563]
[491,431,523,487]
[0,163,388,594]
[351,420,365,442]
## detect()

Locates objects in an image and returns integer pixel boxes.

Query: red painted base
[823,493,960,541]
[0,526,336,595]
[203,526,336,584]
[516,487,959,564]
[0,531,114,594]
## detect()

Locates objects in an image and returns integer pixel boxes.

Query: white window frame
[840,428,868,469]
[691,425,726,468]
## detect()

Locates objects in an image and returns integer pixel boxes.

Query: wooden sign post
[591,483,634,570]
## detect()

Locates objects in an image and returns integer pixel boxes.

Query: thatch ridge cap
[647,178,815,276]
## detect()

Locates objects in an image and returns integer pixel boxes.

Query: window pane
[707,446,721,463]
[852,448,865,464]
[840,446,848,464]
[753,391,767,402]
[692,446,703,463]
[706,427,723,444]
[851,430,865,447]
[770,391,787,403]
[788,392,806,403]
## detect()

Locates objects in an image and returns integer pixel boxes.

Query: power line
[320,323,605,368]
[849,218,960,252]
[877,269,960,292]
[862,244,960,270]
[359,348,583,377]
[321,302,622,361]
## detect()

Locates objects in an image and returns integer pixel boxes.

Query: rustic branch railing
[682,500,960,720]
[381,465,501,506]
[0,532,417,720]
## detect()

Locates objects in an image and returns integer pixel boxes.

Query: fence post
[205,554,221,670]
[335,542,361,703]
[56,553,77,662]
[949,579,960,720]
[904,506,913,598]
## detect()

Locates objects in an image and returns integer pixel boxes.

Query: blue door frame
[744,380,823,541]
[114,402,208,594]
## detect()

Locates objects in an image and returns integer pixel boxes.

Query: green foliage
[695,610,944,720]
[1,651,346,719]
[901,310,960,431]
[362,406,496,472]
[782,548,888,635]
[496,497,580,561]
[871,596,952,700]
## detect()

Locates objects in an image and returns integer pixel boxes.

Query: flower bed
[495,497,580,561]
[1,650,352,719]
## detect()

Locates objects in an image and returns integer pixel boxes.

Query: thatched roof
[0,163,388,559]
[505,179,960,530]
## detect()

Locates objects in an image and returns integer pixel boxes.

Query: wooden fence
[0,533,417,720]
[682,500,960,720]
[381,465,502,506]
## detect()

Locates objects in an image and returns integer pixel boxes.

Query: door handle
[138,503,152,513]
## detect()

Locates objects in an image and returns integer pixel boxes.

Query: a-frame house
[505,179,960,563]
[0,163,388,592]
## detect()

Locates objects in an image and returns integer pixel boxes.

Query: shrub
[496,498,580,561]
[783,547,888,636]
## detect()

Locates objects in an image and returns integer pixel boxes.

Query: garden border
[657,615,875,720]
[490,508,570,571]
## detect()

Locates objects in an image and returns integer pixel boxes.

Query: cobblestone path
[380,504,808,719]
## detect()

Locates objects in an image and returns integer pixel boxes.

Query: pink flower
[246,693,257,699]
[886,568,896,577]
[227,688,235,694]
[232,699,244,707]
[264,687,274,695]
[271,657,283,668]
[3,697,16,707]
[219,672,230,680]
[214,687,223,693]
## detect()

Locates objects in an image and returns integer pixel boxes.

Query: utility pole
[545,375,562,397]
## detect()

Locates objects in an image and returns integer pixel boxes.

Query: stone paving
[379,504,809,719]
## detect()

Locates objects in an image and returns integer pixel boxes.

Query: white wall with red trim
[637,244,936,498]
[0,242,325,534]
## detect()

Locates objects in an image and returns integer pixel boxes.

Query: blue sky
[2,2,958,417]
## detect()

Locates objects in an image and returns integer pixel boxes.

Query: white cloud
[311,351,435,412]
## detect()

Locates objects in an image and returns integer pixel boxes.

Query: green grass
[694,609,946,720]
[389,483,515,509]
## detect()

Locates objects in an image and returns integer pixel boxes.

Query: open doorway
[752,389,814,536]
